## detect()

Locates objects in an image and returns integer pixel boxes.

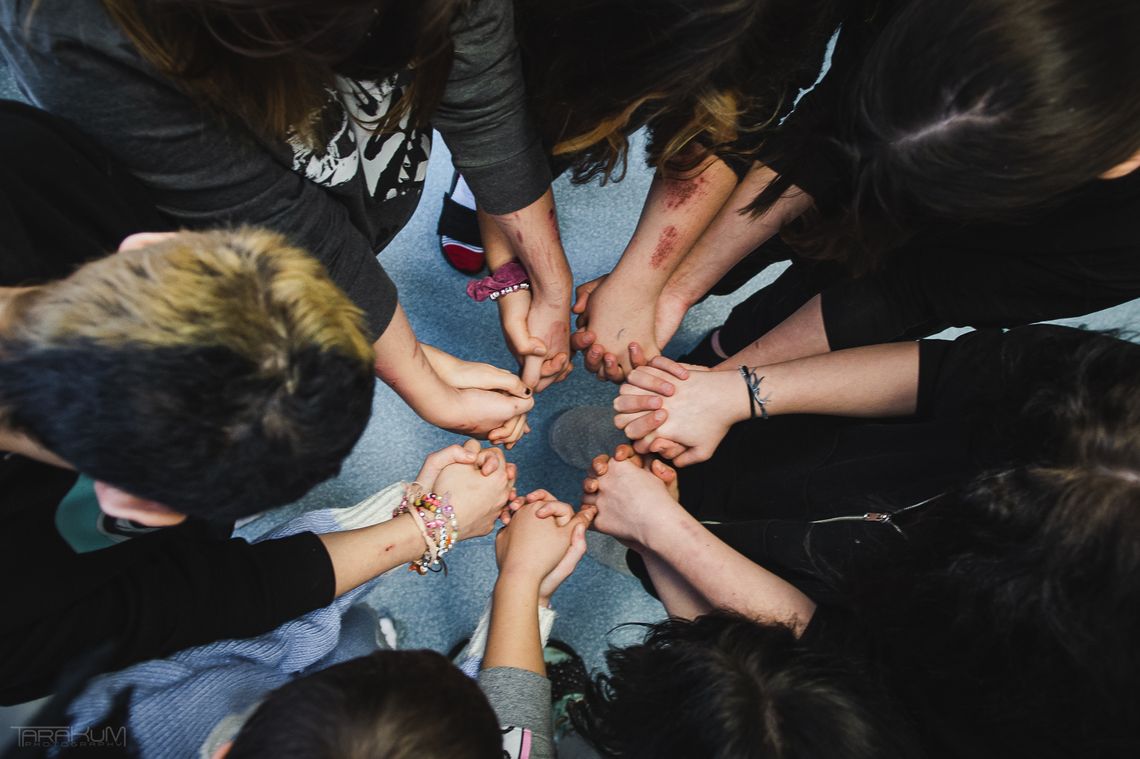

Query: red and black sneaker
[437,172,486,274]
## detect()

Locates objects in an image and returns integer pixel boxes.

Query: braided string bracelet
[393,485,460,575]
[738,366,771,420]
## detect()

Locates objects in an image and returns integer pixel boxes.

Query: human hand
[421,345,533,446]
[434,440,517,539]
[571,276,660,382]
[494,495,594,591]
[413,443,480,491]
[496,286,547,367]
[580,444,686,548]
[521,296,573,392]
[615,358,747,465]
[573,277,690,365]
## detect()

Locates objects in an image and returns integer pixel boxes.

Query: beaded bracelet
[739,366,771,420]
[393,486,460,575]
[467,260,531,302]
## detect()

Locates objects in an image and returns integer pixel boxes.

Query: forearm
[371,303,451,407]
[640,550,713,620]
[711,340,920,422]
[665,163,813,308]
[318,514,425,597]
[478,207,516,271]
[646,514,816,633]
[719,294,830,367]
[484,572,545,675]
[606,157,738,295]
[488,189,572,305]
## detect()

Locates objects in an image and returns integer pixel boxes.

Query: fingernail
[655,410,666,420]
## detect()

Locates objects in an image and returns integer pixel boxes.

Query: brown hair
[100,0,467,146]
[515,0,843,184]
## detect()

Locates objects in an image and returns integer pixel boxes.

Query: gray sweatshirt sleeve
[434,0,551,215]
[479,667,556,759]
[0,3,397,340]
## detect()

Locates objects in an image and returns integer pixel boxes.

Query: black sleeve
[0,526,335,704]
[821,244,1140,351]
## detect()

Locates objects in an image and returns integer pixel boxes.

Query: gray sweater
[0,0,550,339]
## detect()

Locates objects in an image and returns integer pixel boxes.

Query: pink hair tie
[467,260,531,302]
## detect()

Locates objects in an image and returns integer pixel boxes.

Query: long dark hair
[572,613,921,759]
[750,0,1140,271]
[515,0,844,183]
[99,0,467,146]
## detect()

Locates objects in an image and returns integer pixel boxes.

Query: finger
[582,477,600,494]
[674,449,708,467]
[500,416,527,449]
[477,448,501,475]
[613,443,637,462]
[613,393,663,414]
[541,352,568,378]
[506,462,518,481]
[521,355,544,390]
[623,409,668,440]
[650,459,678,484]
[525,488,556,502]
[462,438,482,454]
[656,440,688,460]
[626,367,675,397]
[505,317,547,358]
[570,329,595,352]
[603,353,625,383]
[536,501,574,523]
[584,344,605,374]
[590,454,611,477]
[649,354,691,380]
[572,281,595,314]
[485,367,535,398]
[628,342,654,370]
[581,491,598,507]
[632,434,655,455]
[614,410,658,432]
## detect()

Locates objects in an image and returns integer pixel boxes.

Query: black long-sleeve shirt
[0,458,335,704]
[742,7,1140,349]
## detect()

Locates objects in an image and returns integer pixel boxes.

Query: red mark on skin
[663,174,706,210]
[548,207,562,243]
[650,225,680,269]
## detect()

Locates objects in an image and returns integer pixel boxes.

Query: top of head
[0,228,375,521]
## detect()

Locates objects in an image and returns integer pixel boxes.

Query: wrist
[495,567,543,599]
[641,503,697,556]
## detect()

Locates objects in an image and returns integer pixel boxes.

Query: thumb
[506,318,547,357]
[521,354,544,389]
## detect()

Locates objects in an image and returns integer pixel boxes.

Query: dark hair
[843,332,1140,758]
[515,0,843,183]
[573,613,920,759]
[98,0,467,145]
[0,229,375,521]
[227,651,502,759]
[750,0,1140,271]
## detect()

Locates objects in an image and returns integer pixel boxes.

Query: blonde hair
[16,228,372,369]
[0,227,376,519]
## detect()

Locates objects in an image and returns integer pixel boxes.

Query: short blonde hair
[1,228,375,519]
